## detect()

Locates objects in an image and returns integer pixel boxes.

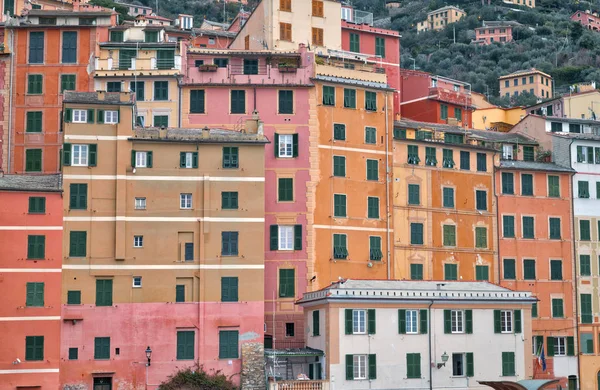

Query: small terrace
[268,381,329,390]
[93,55,182,75]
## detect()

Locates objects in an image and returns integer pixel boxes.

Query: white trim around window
[71,144,89,166]
[73,109,87,123]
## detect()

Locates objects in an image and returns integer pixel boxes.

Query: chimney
[97,91,106,101]
[202,126,210,138]
[120,92,130,102]
[159,127,167,139]
[245,111,260,134]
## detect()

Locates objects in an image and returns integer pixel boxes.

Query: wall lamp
[145,346,152,367]
[436,352,449,369]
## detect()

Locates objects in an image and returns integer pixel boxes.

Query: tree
[159,365,238,390]
[89,0,130,22]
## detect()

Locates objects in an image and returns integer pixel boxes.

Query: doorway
[93,377,112,390]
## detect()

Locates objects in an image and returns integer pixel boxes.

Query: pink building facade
[181,45,314,348]
[474,25,513,45]
[571,10,600,31]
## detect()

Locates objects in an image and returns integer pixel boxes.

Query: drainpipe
[385,91,391,280]
[178,76,182,128]
[492,150,501,283]
[7,29,15,172]
[428,300,434,390]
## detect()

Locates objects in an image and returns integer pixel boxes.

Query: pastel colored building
[92,24,182,128]
[115,2,152,17]
[392,120,497,282]
[470,130,577,385]
[298,280,535,390]
[180,45,313,349]
[551,133,600,390]
[3,8,115,174]
[60,91,267,388]
[229,0,342,52]
[474,21,517,45]
[499,68,553,100]
[417,6,466,33]
[400,70,473,127]
[0,174,62,388]
[0,46,8,170]
[504,0,535,8]
[571,10,600,31]
[472,106,526,131]
[526,89,600,120]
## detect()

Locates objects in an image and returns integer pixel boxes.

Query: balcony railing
[185,63,311,86]
[266,340,306,350]
[269,381,329,390]
[94,56,182,72]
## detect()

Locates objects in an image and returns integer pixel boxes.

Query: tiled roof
[99,41,178,48]
[551,133,600,142]
[63,92,134,105]
[0,174,62,192]
[191,28,237,38]
[27,10,114,16]
[499,68,551,79]
[394,119,471,135]
[498,160,574,173]
[468,129,538,145]
[131,127,270,144]
[312,75,392,90]
[325,279,514,292]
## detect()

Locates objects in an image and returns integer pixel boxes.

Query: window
[502,172,514,194]
[366,159,378,181]
[365,91,377,111]
[179,152,198,169]
[410,223,424,245]
[454,108,462,121]
[62,31,77,63]
[352,309,366,334]
[581,294,593,323]
[582,333,594,354]
[442,149,454,168]
[334,194,347,217]
[29,32,44,64]
[278,178,293,202]
[349,33,360,52]
[475,227,487,248]
[459,151,470,170]
[156,50,175,69]
[502,352,515,376]
[107,81,121,92]
[29,197,46,214]
[103,110,118,124]
[110,30,124,42]
[132,276,142,287]
[27,74,43,95]
[312,27,324,46]
[96,279,112,306]
[219,330,239,359]
[580,255,591,276]
[406,353,421,379]
[504,259,516,279]
[523,259,536,280]
[242,59,259,76]
[25,111,43,134]
[367,197,379,219]
[323,86,335,106]
[411,264,423,280]
[285,322,295,337]
[221,277,238,302]
[221,232,239,256]
[279,22,292,41]
[333,234,348,259]
[223,147,239,168]
[513,79,518,87]
[184,243,193,261]
[180,194,192,209]
[273,225,297,251]
[441,104,448,120]
[144,30,158,42]
[25,336,44,361]
[313,310,320,336]
[365,127,376,144]
[550,260,562,280]
[520,174,533,196]
[177,331,195,360]
[59,74,77,93]
[71,144,89,166]
[279,90,293,114]
[523,216,534,238]
[27,235,45,259]
[549,122,563,132]
[452,353,465,376]
[408,145,420,164]
[69,184,87,210]
[213,58,228,68]
[501,310,513,333]
[279,268,295,298]
[333,124,346,140]
[477,153,487,172]
[72,109,87,123]
[135,197,146,210]
[394,128,406,140]
[532,303,538,318]
[280,0,291,11]
[130,81,145,101]
[221,192,238,210]
[154,81,168,101]
[375,37,385,57]
[445,263,458,281]
[476,265,489,281]
[552,298,564,318]
[133,236,143,248]
[190,90,205,114]
[69,231,86,257]
[333,156,346,177]
[231,90,246,114]
[503,215,515,238]
[26,282,44,307]
[132,151,151,168]
[580,220,591,241]
[343,89,356,108]
[153,115,168,127]
[547,175,560,197]
[369,236,382,261]
[425,147,437,166]
[579,181,590,198]
[443,225,456,247]
[549,218,561,239]
[476,190,487,211]
[68,348,78,360]
[443,187,454,208]
[451,310,464,333]
[523,146,534,161]
[176,285,185,302]
[408,184,420,205]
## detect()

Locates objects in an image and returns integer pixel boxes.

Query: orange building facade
[0,175,62,388]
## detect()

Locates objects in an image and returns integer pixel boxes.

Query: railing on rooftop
[94,56,182,71]
[354,10,374,25]
[269,381,329,390]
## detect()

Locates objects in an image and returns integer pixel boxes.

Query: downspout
[178,76,182,128]
[492,150,501,283]
[428,300,434,390]
[385,91,391,280]
[7,29,15,172]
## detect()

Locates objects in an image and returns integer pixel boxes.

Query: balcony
[429,87,472,106]
[184,63,312,86]
[269,381,329,390]
[315,63,387,84]
[93,56,182,75]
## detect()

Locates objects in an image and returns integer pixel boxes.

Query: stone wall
[240,342,266,390]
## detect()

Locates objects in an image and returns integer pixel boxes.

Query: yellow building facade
[417,6,466,33]
[499,69,553,100]
[472,106,526,131]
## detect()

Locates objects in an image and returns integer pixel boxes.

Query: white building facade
[298,280,536,390]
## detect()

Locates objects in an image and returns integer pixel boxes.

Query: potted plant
[198,63,218,72]
[536,148,552,163]
[278,61,298,72]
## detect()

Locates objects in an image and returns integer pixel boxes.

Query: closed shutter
[292,133,299,157]
[465,310,473,334]
[494,310,501,333]
[567,336,575,356]
[177,331,195,359]
[514,310,522,333]
[419,309,428,334]
[67,290,81,304]
[345,354,354,380]
[176,285,185,302]
[279,269,295,298]
[190,90,205,113]
[313,310,320,336]
[157,50,175,69]
[444,310,451,334]
[367,309,376,334]
[96,279,113,306]
[547,336,555,357]
[273,133,279,157]
[466,353,474,377]
[180,152,186,168]
[398,309,406,334]
[368,354,376,379]
[29,32,44,63]
[62,31,77,63]
[294,224,302,250]
[62,143,71,166]
[89,144,97,167]
[270,225,278,250]
[345,309,353,335]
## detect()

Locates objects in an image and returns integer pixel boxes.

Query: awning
[479,379,560,390]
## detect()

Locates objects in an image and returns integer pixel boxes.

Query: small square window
[285,322,295,337]
[68,347,78,360]
[135,197,146,210]
[73,109,87,123]
[104,110,118,124]
[134,235,143,248]
[180,194,193,209]
[132,276,142,287]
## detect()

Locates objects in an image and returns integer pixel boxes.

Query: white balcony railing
[269,381,329,390]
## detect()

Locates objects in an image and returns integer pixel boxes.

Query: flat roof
[64,91,134,105]
[498,160,574,173]
[0,174,62,192]
[312,75,392,91]
[468,129,537,145]
[131,127,269,144]
[394,119,472,135]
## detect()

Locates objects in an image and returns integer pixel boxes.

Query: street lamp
[145,346,152,367]
[436,352,449,369]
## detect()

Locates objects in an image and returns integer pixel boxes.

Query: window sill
[27,258,45,261]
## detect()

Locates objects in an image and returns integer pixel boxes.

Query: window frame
[352,309,366,334]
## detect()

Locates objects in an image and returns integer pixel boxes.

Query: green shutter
[89,144,97,167]
[292,133,299,157]
[419,309,428,334]
[514,310,521,333]
[279,269,295,298]
[28,197,46,214]
[86,109,94,124]
[368,197,379,219]
[346,354,354,380]
[131,150,136,167]
[64,108,72,123]
[294,224,302,250]
[367,159,378,180]
[466,353,474,377]
[67,290,81,304]
[313,310,320,336]
[270,225,278,250]
[26,282,44,306]
[278,178,293,201]
[94,337,110,359]
[25,336,44,361]
[180,152,186,168]
[567,336,575,356]
[444,310,451,334]
[273,133,280,157]
[465,310,473,334]
[367,309,376,334]
[96,279,112,306]
[494,310,501,333]
[345,309,353,335]
[177,331,195,359]
[547,336,555,357]
[398,309,406,334]
[176,285,185,302]
[368,354,376,379]
[221,277,238,302]
[97,110,104,124]
[146,151,153,168]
